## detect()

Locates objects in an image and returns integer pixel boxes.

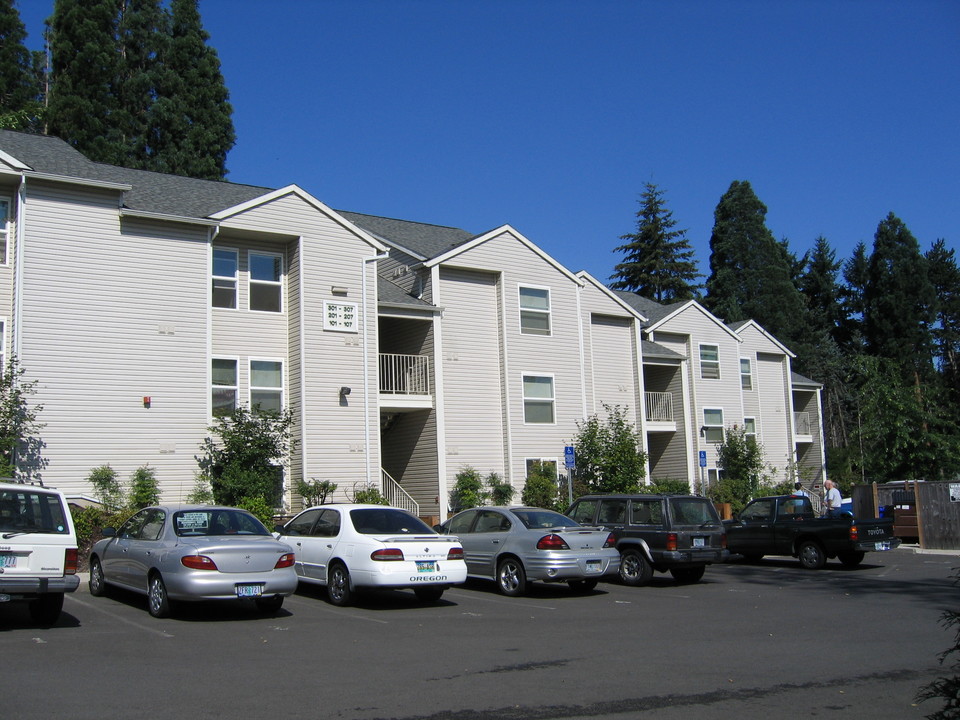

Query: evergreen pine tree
[610,182,701,302]
[926,239,960,402]
[862,213,937,382]
[704,180,807,347]
[47,0,123,163]
[799,236,845,344]
[0,0,42,130]
[150,0,234,179]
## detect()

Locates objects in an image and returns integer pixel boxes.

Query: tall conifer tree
[610,182,701,302]
[0,0,42,130]
[926,239,960,401]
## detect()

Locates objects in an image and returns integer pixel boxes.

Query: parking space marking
[65,595,174,638]
[445,590,557,610]
[283,594,390,624]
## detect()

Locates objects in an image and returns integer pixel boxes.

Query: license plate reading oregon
[693,537,706,548]
[0,554,15,568]
[416,561,436,573]
[585,559,602,573]
[236,583,263,598]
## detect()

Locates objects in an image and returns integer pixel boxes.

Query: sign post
[564,445,576,505]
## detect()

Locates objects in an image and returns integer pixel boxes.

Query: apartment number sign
[324,301,359,332]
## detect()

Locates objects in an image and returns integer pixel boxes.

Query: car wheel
[327,562,352,607]
[255,595,284,613]
[413,586,444,603]
[148,573,172,618]
[619,549,653,586]
[89,557,107,597]
[838,551,865,568]
[669,566,706,584]
[568,579,599,593]
[798,541,827,570]
[496,556,527,597]
[28,593,64,626]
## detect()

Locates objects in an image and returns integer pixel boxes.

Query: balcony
[794,412,813,442]
[379,353,433,410]
[645,391,676,432]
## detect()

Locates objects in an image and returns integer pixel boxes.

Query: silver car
[439,506,620,596]
[88,505,298,617]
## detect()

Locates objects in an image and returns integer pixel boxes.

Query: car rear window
[350,508,434,535]
[513,509,580,530]
[173,509,269,536]
[668,498,720,526]
[0,489,69,535]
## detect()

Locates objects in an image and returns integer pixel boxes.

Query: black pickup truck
[724,494,901,569]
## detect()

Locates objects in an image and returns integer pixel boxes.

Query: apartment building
[0,130,825,517]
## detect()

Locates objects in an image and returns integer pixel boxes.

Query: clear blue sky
[17,0,960,284]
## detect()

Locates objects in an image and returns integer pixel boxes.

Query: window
[212,359,238,416]
[630,499,663,525]
[525,458,558,479]
[324,301,359,332]
[740,358,753,390]
[473,510,510,533]
[700,345,720,379]
[744,417,757,443]
[250,360,283,414]
[702,408,724,444]
[313,509,342,537]
[285,509,320,536]
[212,248,238,309]
[567,499,598,524]
[0,319,5,372]
[598,499,627,524]
[448,510,477,534]
[522,375,555,423]
[519,286,551,335]
[249,252,283,312]
[0,198,9,265]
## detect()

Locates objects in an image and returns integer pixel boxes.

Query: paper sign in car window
[177,512,210,530]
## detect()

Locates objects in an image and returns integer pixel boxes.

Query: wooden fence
[851,481,960,550]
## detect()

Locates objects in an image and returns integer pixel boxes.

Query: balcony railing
[645,392,674,422]
[794,412,812,436]
[379,353,430,395]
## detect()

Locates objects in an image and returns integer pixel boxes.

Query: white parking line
[66,594,174,638]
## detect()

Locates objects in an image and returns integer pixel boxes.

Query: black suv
[566,494,728,585]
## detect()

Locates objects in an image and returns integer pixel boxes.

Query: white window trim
[323,300,359,333]
[211,356,239,418]
[702,407,724,444]
[248,250,284,314]
[744,416,757,441]
[699,343,720,380]
[525,457,560,479]
[521,372,556,425]
[249,357,285,413]
[740,357,753,390]
[212,246,239,310]
[518,284,552,337]
[0,316,6,372]
[0,197,10,267]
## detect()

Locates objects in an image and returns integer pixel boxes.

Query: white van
[0,481,80,625]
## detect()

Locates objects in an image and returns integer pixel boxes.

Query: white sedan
[276,504,467,606]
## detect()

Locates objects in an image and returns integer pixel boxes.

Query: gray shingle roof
[339,211,476,261]
[377,276,434,308]
[641,340,685,360]
[613,291,686,327]
[791,372,822,388]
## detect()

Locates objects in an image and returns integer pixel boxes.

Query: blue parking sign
[699,450,707,468]
[564,445,576,469]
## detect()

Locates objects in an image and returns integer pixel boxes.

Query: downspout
[13,174,26,356]
[362,252,389,487]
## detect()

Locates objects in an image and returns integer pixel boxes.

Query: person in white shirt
[793,481,809,497]
[823,479,842,517]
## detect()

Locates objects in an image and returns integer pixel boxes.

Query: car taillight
[275,553,295,568]
[849,525,859,541]
[603,533,616,548]
[447,547,464,561]
[371,548,405,561]
[666,533,678,551]
[536,534,570,550]
[181,554,218,570]
[64,548,78,575]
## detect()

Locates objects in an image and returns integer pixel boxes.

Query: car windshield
[350,508,435,535]
[669,498,719,526]
[0,489,69,534]
[513,509,579,530]
[173,509,269,537]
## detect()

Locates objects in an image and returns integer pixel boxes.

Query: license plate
[875,541,891,551]
[416,561,437,573]
[693,537,706,548]
[0,553,16,568]
[585,559,602,574]
[236,583,263,598]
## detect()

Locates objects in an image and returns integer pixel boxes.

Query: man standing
[823,479,842,518]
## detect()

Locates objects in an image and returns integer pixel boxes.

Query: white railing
[645,392,674,422]
[382,469,420,516]
[794,412,812,436]
[379,353,430,395]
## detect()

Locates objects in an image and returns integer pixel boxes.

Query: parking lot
[3,549,957,720]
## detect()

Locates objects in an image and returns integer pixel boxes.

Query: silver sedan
[88,505,298,617]
[438,506,620,596]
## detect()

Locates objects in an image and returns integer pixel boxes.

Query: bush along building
[0,130,825,518]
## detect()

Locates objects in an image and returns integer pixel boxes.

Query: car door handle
[326,544,332,549]
[492,539,499,544]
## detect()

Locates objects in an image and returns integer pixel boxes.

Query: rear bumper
[0,575,80,598]
[854,538,902,553]
[523,552,620,582]
[164,568,299,601]
[351,561,468,590]
[653,549,728,566]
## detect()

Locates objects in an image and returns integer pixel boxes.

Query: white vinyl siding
[522,374,555,424]
[519,285,551,335]
[212,247,238,308]
[589,314,638,415]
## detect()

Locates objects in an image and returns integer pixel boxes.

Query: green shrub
[647,478,692,495]
[573,404,646,493]
[87,465,124,511]
[450,466,488,512]
[186,474,214,504]
[236,496,275,526]
[486,472,515,506]
[352,485,389,505]
[295,477,338,506]
[521,461,561,511]
[71,504,134,571]
[128,465,160,509]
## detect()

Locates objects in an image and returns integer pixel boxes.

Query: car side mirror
[273,524,285,534]
[102,527,116,537]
